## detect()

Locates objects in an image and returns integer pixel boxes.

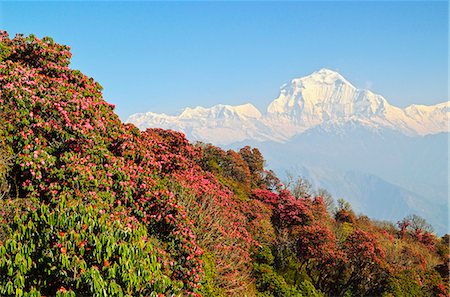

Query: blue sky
[1,1,448,119]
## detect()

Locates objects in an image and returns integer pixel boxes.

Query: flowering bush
[0,32,271,296]
[0,32,201,294]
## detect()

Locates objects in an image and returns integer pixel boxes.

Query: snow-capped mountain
[127,68,449,145]
[128,103,283,144]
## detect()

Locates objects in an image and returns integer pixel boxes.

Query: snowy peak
[128,102,274,145]
[405,101,449,115]
[297,68,353,86]
[127,69,449,144]
[179,103,262,120]
[234,103,263,118]
[267,69,389,128]
[179,105,222,120]
[401,101,450,135]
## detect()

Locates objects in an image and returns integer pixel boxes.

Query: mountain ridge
[127,68,449,145]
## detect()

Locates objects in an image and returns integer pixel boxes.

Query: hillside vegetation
[0,32,448,296]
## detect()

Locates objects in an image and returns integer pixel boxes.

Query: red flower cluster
[0,32,203,292]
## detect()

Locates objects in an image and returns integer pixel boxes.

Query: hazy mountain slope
[288,166,447,235]
[227,129,448,234]
[265,127,448,204]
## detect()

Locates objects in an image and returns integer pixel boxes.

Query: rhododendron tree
[334,229,389,296]
[0,32,202,294]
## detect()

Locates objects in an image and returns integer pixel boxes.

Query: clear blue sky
[1,1,448,120]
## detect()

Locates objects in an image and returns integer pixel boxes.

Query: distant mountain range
[128,68,449,144]
[127,69,449,234]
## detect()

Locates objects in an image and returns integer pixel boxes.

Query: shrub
[0,199,178,296]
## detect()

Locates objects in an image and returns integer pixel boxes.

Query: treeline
[0,32,448,296]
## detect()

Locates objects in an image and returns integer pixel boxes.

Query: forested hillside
[0,33,448,296]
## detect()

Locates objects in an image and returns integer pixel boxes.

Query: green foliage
[0,117,12,199]
[297,280,323,297]
[0,198,34,244]
[218,175,250,202]
[383,270,423,297]
[335,222,354,242]
[336,198,352,212]
[0,199,178,296]
[383,269,449,297]
[0,35,11,62]
[253,246,323,297]
[254,246,275,266]
[199,253,226,297]
[254,264,303,297]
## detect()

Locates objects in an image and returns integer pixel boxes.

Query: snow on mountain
[403,102,450,135]
[127,68,449,144]
[127,103,284,144]
[265,68,448,138]
[179,103,262,120]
